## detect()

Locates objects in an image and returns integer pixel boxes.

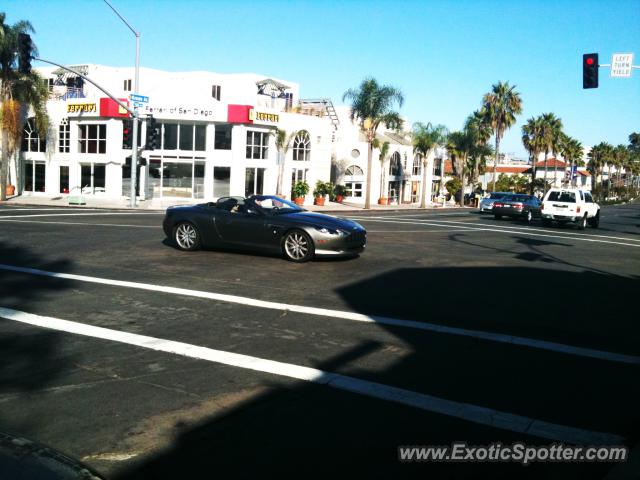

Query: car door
[215,207,272,248]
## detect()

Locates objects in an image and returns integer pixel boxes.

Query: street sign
[611,53,634,78]
[129,94,149,103]
[133,102,145,108]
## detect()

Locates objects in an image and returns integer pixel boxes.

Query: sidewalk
[0,194,469,213]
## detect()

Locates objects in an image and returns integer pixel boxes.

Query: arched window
[413,154,422,176]
[21,118,46,153]
[345,165,364,177]
[389,152,401,176]
[292,130,311,161]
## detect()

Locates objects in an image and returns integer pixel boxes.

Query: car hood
[278,211,364,231]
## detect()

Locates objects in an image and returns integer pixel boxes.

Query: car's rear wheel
[577,214,587,230]
[525,210,533,223]
[283,229,314,262]
[174,222,201,251]
[588,211,600,228]
[494,214,502,220]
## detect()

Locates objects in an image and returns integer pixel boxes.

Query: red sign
[99,98,130,118]
[227,104,253,124]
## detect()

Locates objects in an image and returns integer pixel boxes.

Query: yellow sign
[249,109,279,123]
[67,103,96,114]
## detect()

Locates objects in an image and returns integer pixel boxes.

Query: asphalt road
[0,201,639,479]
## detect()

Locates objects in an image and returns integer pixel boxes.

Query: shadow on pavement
[112,265,638,479]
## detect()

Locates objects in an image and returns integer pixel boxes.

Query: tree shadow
[112,265,638,480]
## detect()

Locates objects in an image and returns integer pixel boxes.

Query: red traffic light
[585,57,594,66]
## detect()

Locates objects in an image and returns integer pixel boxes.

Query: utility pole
[104,0,140,208]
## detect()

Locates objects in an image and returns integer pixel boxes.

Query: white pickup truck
[540,188,600,230]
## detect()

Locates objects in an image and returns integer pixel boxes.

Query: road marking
[0,219,161,228]
[0,306,624,445]
[0,212,162,219]
[347,216,640,247]
[0,208,106,212]
[1,263,638,366]
[367,229,478,233]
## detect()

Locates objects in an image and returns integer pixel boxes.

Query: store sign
[99,98,130,118]
[249,109,279,123]
[67,103,97,114]
[138,104,218,119]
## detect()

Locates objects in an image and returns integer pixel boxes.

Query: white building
[8,64,445,207]
[11,64,334,206]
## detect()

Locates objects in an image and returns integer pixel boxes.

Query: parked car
[492,194,542,223]
[162,195,367,262]
[478,192,510,213]
[540,188,600,230]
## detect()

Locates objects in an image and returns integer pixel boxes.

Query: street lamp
[104,0,140,208]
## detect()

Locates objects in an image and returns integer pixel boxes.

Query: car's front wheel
[282,229,314,262]
[174,222,201,251]
[525,210,533,223]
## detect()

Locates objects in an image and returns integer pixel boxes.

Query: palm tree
[273,128,295,196]
[465,110,492,187]
[588,142,613,198]
[0,13,49,200]
[446,123,477,206]
[481,81,522,192]
[373,139,390,201]
[539,113,563,191]
[343,78,404,209]
[412,122,448,208]
[612,144,629,188]
[559,134,583,187]
[522,116,545,192]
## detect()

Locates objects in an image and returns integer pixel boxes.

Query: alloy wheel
[176,223,198,250]
[284,232,310,261]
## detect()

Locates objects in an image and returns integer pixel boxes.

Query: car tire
[525,210,533,223]
[542,218,552,227]
[282,229,314,263]
[577,214,587,230]
[588,211,600,228]
[173,222,201,251]
[494,214,502,220]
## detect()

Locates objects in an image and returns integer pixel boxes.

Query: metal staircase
[298,98,340,127]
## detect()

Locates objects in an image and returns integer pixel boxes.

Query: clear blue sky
[5,0,640,158]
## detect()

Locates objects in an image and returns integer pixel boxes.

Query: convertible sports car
[162,195,367,262]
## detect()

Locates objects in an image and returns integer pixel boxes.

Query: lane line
[347,217,640,247]
[0,213,162,219]
[0,306,624,445]
[1,263,638,366]
[0,220,161,228]
[360,215,640,243]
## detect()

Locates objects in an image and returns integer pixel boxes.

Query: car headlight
[315,227,348,236]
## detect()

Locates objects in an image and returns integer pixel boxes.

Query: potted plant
[313,180,329,206]
[334,184,346,203]
[292,181,309,206]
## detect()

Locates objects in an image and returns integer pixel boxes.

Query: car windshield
[251,195,304,214]
[547,191,576,203]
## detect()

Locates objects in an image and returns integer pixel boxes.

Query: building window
[433,159,443,177]
[162,161,193,198]
[124,79,132,91]
[162,123,206,151]
[214,166,231,198]
[21,118,46,153]
[59,166,69,193]
[345,165,364,176]
[345,182,363,198]
[413,154,422,176]
[80,163,106,194]
[292,130,311,161]
[215,124,232,150]
[212,85,221,101]
[291,168,308,189]
[245,167,265,196]
[78,124,106,154]
[24,160,46,192]
[246,131,269,159]
[59,120,70,153]
[389,152,401,176]
[351,149,360,158]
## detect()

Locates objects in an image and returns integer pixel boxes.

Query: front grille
[347,231,366,246]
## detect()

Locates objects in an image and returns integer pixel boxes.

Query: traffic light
[583,53,599,89]
[122,119,133,149]
[17,33,33,74]
[146,117,159,150]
